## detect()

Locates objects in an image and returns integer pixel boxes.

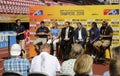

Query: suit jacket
[61,26,74,44]
[74,27,88,43]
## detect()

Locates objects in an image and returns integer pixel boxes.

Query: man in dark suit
[60,21,74,60]
[74,22,88,48]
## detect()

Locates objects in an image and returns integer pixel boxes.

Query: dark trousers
[60,40,72,60]
[78,41,86,48]
[86,42,96,56]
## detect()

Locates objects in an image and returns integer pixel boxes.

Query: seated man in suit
[74,22,88,48]
[60,21,74,60]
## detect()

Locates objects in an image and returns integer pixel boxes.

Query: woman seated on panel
[86,22,100,57]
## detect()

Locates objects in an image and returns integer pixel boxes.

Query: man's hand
[17,32,24,35]
[79,39,84,42]
[64,38,70,41]
[37,32,45,35]
[40,32,45,35]
[100,35,104,39]
[90,40,93,44]
[22,50,27,59]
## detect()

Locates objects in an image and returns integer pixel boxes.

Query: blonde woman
[60,43,85,76]
[109,59,120,76]
[47,22,61,56]
[112,46,120,60]
[74,54,93,76]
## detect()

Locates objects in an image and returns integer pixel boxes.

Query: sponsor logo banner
[0,31,16,49]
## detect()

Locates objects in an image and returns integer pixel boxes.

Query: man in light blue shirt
[47,22,61,56]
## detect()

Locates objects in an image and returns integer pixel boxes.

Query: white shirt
[103,71,109,76]
[65,27,69,39]
[78,29,82,40]
[60,59,76,76]
[30,52,60,76]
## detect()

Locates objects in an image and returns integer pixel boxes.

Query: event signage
[0,31,16,49]
[29,5,120,57]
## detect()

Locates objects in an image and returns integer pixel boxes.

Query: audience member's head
[69,43,84,59]
[74,54,93,75]
[34,42,43,55]
[112,46,120,59]
[10,44,21,56]
[109,59,120,76]
[40,43,51,54]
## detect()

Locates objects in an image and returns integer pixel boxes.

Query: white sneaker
[91,55,95,59]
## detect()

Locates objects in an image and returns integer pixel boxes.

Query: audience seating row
[2,71,70,76]
[0,0,45,14]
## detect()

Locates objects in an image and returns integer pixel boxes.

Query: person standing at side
[13,19,25,50]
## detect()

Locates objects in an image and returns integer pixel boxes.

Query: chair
[105,43,112,59]
[99,39,112,65]
[2,71,22,76]
[103,39,112,60]
[28,72,48,76]
[57,75,69,76]
[102,42,112,65]
[56,73,70,76]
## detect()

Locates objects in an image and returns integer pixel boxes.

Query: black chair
[98,40,112,64]
[28,72,48,76]
[102,39,112,60]
[2,71,22,76]
[56,73,70,76]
